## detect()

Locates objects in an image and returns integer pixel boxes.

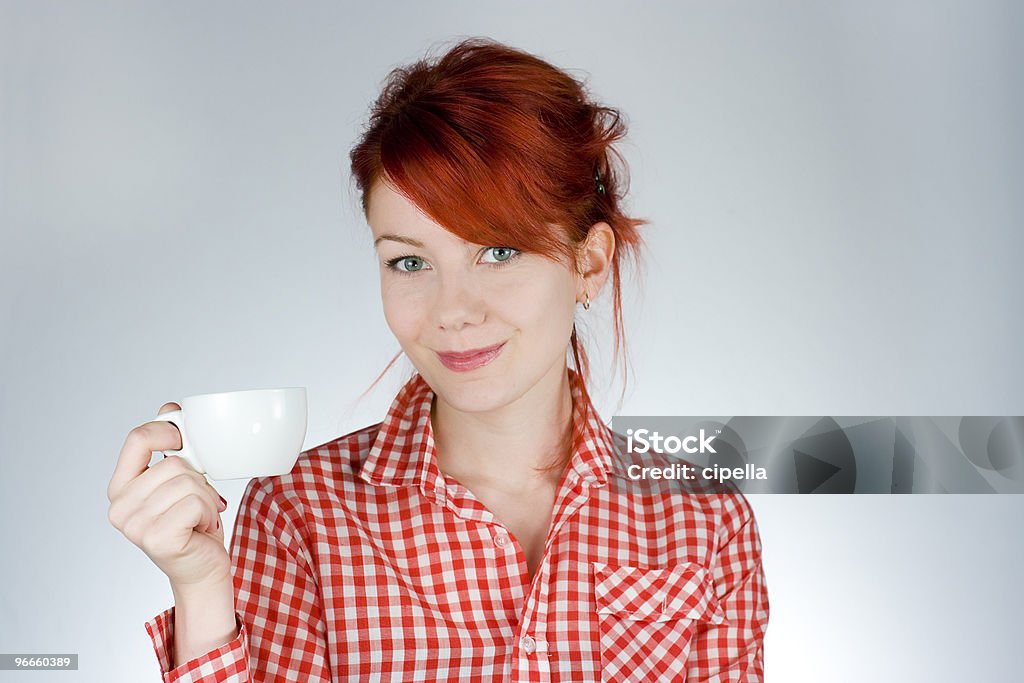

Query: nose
[433,270,485,331]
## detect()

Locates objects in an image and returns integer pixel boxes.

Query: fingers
[107,405,184,502]
[140,493,217,559]
[109,455,224,531]
[144,475,222,535]
[107,402,233,586]
[112,466,224,544]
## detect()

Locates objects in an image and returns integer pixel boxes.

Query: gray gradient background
[1,1,1022,680]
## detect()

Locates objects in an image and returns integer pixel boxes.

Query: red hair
[349,37,648,471]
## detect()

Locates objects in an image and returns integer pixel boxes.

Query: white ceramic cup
[151,387,307,480]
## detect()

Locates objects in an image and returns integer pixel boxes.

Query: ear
[576,222,616,302]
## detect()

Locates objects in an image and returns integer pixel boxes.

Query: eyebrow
[373,234,426,249]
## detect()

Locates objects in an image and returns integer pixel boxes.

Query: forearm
[170,578,240,668]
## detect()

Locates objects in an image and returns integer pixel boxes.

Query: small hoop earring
[583,293,591,310]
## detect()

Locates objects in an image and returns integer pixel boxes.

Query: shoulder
[238,421,384,517]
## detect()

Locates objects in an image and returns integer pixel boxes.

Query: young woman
[107,37,768,682]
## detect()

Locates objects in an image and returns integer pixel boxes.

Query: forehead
[368,182,431,232]
[367,181,475,249]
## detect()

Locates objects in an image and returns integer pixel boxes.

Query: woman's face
[366,180,580,414]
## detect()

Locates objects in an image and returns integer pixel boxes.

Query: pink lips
[436,342,506,372]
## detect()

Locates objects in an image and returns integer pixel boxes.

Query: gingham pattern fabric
[145,368,768,681]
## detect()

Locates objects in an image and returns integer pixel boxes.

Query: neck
[431,363,574,492]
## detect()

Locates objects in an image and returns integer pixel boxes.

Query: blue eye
[380,248,516,274]
[482,247,520,265]
[384,255,426,273]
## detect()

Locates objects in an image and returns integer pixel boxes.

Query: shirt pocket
[592,561,727,683]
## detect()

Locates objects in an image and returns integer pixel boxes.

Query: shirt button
[521,635,536,655]
[494,532,510,548]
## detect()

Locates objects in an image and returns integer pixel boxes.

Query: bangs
[376,99,575,263]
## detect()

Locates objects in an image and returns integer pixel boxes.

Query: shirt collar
[358,367,618,490]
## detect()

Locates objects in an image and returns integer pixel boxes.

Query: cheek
[497,270,577,332]
[380,280,426,341]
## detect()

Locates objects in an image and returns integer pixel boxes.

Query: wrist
[170,577,239,668]
[170,573,234,603]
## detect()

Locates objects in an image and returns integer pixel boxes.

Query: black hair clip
[594,167,606,196]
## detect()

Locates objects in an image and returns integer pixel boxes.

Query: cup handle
[151,409,205,474]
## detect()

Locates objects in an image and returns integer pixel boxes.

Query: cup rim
[183,387,306,401]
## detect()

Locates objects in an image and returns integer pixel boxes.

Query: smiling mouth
[435,342,506,372]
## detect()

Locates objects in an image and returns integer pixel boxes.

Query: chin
[436,374,512,411]
[424,364,520,413]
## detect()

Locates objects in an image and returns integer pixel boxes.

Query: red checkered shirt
[145,368,769,681]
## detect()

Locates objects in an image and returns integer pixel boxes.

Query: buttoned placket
[510,472,601,681]
[405,383,614,681]
[422,464,601,681]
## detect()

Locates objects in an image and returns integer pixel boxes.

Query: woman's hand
[107,403,231,588]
